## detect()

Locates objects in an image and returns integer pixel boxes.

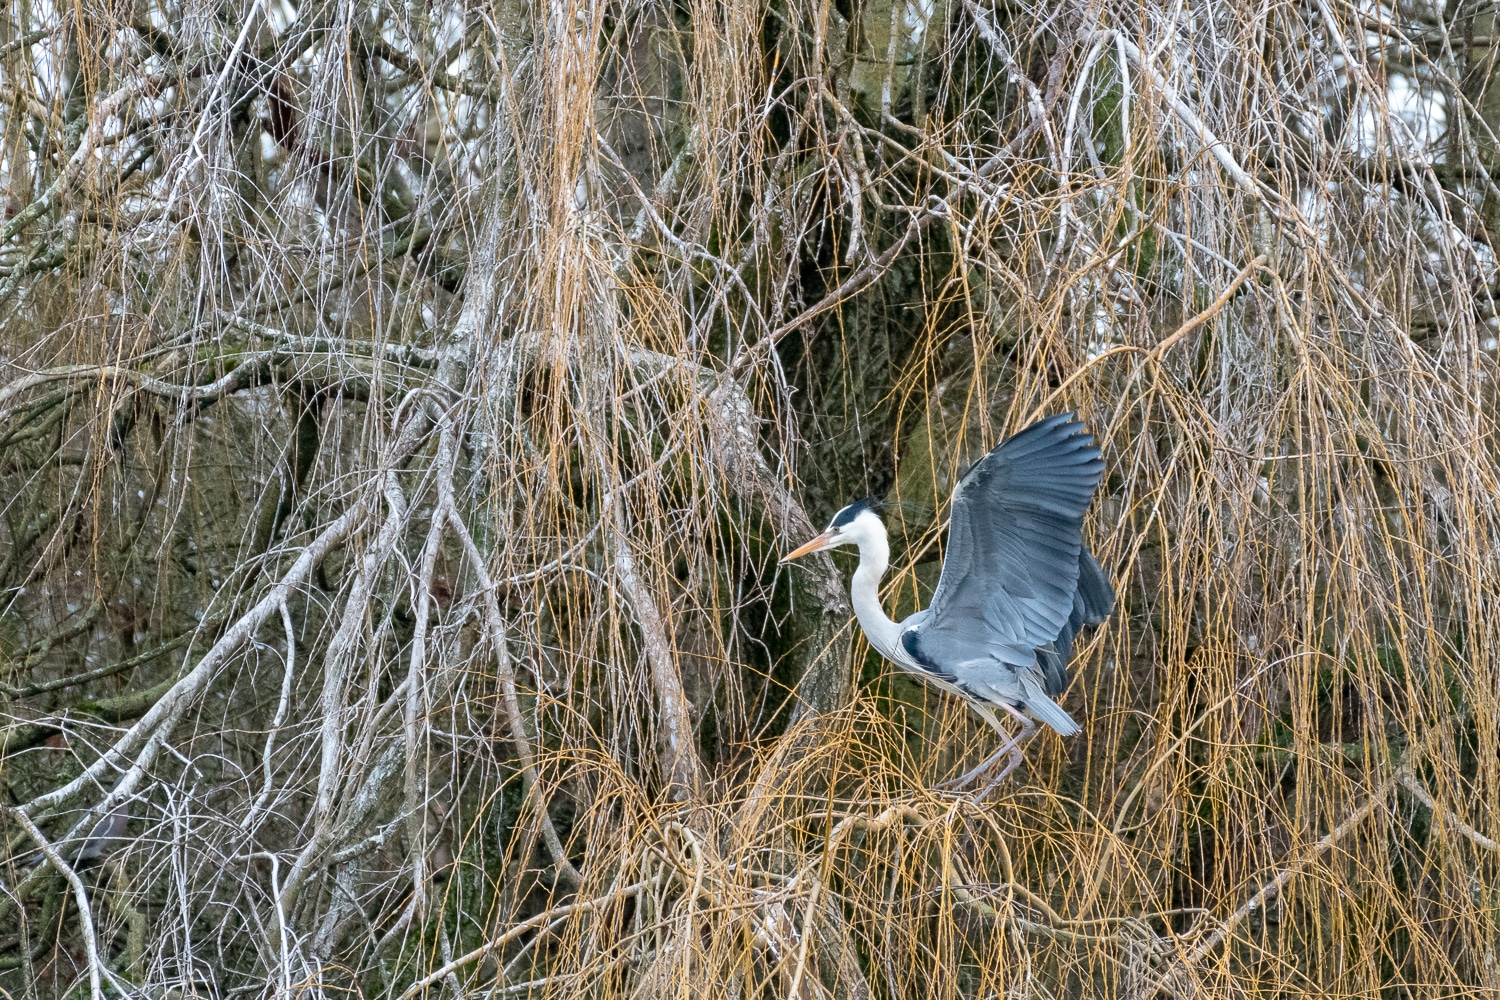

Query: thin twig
[395,878,658,1000]
[1152,788,1387,993]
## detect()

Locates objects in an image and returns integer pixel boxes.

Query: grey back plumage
[900,413,1111,734]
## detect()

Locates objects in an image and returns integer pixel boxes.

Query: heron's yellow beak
[781,532,835,563]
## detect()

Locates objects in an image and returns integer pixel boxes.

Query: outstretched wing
[908,414,1106,685]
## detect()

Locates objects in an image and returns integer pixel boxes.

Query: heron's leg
[934,701,1035,795]
[938,741,1017,790]
[971,702,1037,799]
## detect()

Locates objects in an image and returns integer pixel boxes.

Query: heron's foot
[933,767,995,793]
[928,776,1014,802]
[930,777,971,796]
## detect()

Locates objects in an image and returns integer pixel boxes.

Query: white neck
[846,513,901,659]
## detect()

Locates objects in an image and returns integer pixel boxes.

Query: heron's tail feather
[1019,677,1081,736]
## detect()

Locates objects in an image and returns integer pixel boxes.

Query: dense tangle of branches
[1,0,1498,996]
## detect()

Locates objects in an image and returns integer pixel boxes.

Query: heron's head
[781,499,884,562]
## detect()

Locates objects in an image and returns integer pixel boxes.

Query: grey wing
[904,413,1106,701]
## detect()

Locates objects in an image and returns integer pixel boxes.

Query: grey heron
[782,413,1114,795]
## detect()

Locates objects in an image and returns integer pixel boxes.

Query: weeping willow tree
[1,0,1499,995]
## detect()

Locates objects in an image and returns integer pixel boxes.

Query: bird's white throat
[845,511,902,658]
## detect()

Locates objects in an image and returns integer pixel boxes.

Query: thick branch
[603,493,706,801]
[5,808,112,1000]
[445,486,581,883]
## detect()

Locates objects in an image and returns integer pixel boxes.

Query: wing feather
[1036,547,1116,695]
[904,414,1109,716]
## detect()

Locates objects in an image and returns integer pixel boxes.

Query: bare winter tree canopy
[1,0,1498,995]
